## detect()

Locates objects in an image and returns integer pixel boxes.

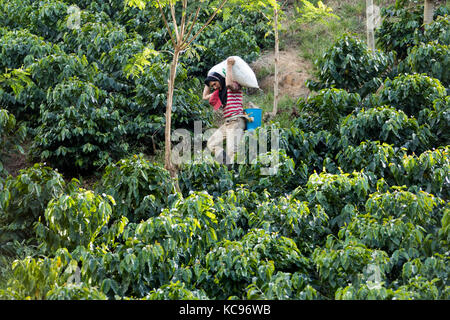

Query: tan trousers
[207,117,246,164]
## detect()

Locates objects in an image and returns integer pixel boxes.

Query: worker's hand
[227,57,235,66]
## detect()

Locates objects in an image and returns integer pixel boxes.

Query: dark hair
[204,72,227,105]
[204,72,224,86]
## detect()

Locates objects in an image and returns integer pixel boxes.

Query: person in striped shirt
[203,57,246,167]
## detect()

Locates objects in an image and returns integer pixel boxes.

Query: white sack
[208,56,259,88]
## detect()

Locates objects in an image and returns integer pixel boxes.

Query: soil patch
[3,146,29,177]
[250,47,313,100]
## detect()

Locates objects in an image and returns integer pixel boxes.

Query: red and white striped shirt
[223,88,244,118]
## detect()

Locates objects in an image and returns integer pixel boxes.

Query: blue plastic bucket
[244,108,262,131]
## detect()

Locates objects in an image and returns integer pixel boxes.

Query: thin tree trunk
[165,47,180,180]
[423,0,434,25]
[272,6,279,118]
[366,0,375,51]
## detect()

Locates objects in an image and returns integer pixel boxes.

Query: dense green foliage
[0,108,25,176]
[0,0,448,301]
[306,34,394,97]
[376,1,449,61]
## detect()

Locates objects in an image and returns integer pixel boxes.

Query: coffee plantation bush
[417,15,450,46]
[336,141,404,183]
[339,106,432,154]
[401,43,450,87]
[31,78,129,173]
[292,171,370,233]
[312,236,391,295]
[0,108,25,176]
[296,88,361,132]
[283,127,341,176]
[35,188,114,252]
[178,160,234,198]
[306,34,394,97]
[0,163,66,254]
[418,96,450,147]
[376,1,449,61]
[389,146,450,199]
[375,73,446,117]
[96,154,176,222]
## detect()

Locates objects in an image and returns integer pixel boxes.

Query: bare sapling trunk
[271,6,279,119]
[164,47,180,180]
[366,0,375,51]
[423,0,434,25]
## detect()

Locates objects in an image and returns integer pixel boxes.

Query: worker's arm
[202,85,212,100]
[226,57,240,91]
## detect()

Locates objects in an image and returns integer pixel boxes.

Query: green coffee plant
[401,43,450,87]
[394,254,449,299]
[0,28,57,71]
[293,171,370,233]
[296,88,361,132]
[389,146,450,199]
[0,29,59,122]
[236,149,299,197]
[335,282,419,300]
[31,78,129,173]
[240,229,310,273]
[218,185,267,221]
[306,34,394,97]
[312,236,390,297]
[339,213,427,254]
[416,14,450,46]
[0,67,43,126]
[28,0,68,42]
[73,233,180,298]
[246,196,329,255]
[364,189,441,229]
[246,271,319,300]
[0,163,66,254]
[336,141,405,183]
[339,106,432,153]
[178,160,234,198]
[128,191,220,262]
[61,21,128,64]
[283,127,341,175]
[35,188,114,252]
[204,228,309,299]
[102,35,149,88]
[144,281,209,300]
[213,190,249,242]
[28,52,94,91]
[46,283,108,300]
[0,248,83,300]
[97,154,176,222]
[71,192,222,298]
[376,1,423,61]
[375,73,446,117]
[0,108,25,176]
[418,96,450,148]
[133,59,212,129]
[14,53,97,127]
[0,0,32,30]
[376,1,449,61]
[438,204,449,246]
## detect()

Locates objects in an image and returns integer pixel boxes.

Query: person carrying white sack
[203,57,246,167]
